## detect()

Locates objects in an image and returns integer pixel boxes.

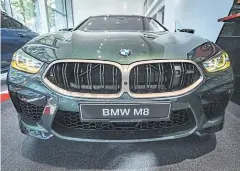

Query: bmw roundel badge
[120,49,132,57]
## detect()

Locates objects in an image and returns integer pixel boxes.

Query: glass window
[148,19,164,32]
[162,10,165,24]
[46,0,73,31]
[10,0,38,31]
[47,7,67,31]
[153,14,157,20]
[143,0,154,13]
[65,0,74,28]
[47,0,65,14]
[0,14,21,29]
[78,16,166,32]
[9,18,23,29]
[2,0,73,33]
[1,0,6,11]
[156,6,165,24]
[1,14,10,28]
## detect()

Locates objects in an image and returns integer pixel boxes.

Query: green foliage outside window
[11,0,36,25]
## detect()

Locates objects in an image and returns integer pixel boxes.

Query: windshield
[77,16,167,32]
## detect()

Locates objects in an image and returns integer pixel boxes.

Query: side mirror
[177,29,195,34]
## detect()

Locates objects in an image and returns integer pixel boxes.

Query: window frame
[148,18,164,31]
[46,0,74,31]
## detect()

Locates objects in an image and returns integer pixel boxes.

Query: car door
[1,13,20,73]
[8,17,38,49]
[1,13,38,73]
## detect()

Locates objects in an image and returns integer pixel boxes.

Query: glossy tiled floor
[1,85,240,171]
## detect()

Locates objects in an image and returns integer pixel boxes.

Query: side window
[149,19,164,32]
[9,18,23,29]
[1,14,10,28]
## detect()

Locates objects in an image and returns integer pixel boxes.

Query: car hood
[22,30,208,64]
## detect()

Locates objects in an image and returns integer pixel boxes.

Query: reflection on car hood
[22,30,208,64]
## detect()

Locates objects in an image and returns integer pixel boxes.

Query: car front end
[7,16,234,142]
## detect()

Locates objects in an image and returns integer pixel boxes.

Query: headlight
[203,51,230,73]
[11,49,44,74]
[187,42,221,62]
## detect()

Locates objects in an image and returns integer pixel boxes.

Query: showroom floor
[1,84,240,171]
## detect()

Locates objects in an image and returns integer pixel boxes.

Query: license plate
[80,103,171,121]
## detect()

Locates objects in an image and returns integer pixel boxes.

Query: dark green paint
[23,30,208,64]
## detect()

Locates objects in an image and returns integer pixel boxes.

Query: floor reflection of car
[1,11,38,78]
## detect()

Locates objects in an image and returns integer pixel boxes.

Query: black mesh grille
[19,100,44,121]
[53,109,192,130]
[45,62,121,94]
[129,62,201,94]
[203,95,229,119]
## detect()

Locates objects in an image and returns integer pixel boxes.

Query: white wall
[172,0,232,42]
[73,0,145,25]
[147,0,233,42]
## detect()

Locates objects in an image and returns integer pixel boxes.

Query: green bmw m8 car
[7,15,234,142]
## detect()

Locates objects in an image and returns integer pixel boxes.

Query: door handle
[18,33,25,37]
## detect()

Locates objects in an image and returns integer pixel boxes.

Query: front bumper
[7,65,234,142]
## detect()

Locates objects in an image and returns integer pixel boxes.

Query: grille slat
[136,66,139,90]
[46,62,122,94]
[115,67,118,91]
[99,64,102,89]
[180,63,185,88]
[186,63,191,86]
[112,66,115,89]
[62,63,68,88]
[148,64,151,89]
[169,63,174,90]
[102,65,105,89]
[56,64,62,87]
[73,63,78,89]
[145,64,148,90]
[80,66,83,89]
[130,62,200,94]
